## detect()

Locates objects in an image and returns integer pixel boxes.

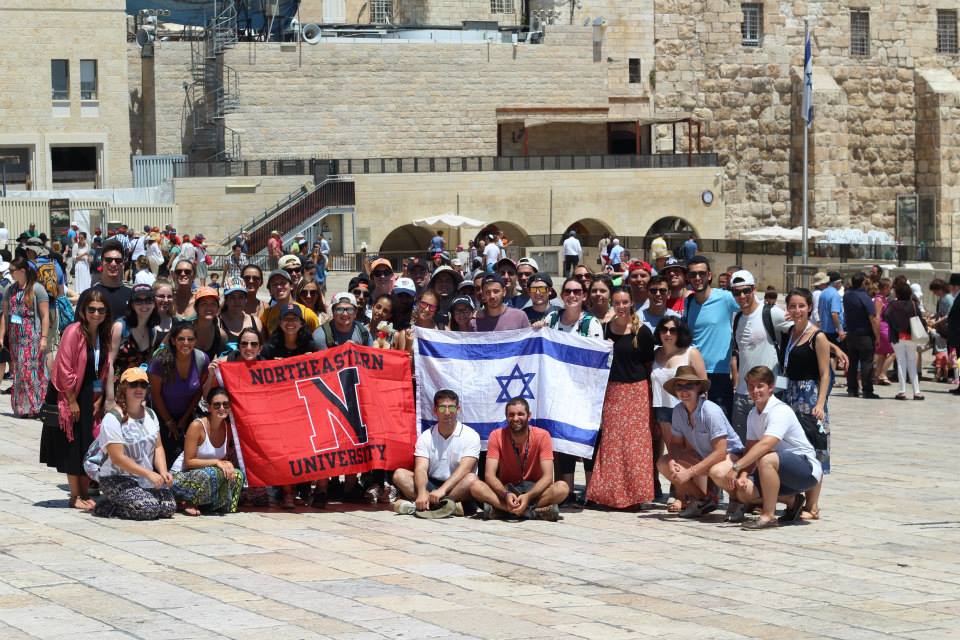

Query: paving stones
[1,381,959,639]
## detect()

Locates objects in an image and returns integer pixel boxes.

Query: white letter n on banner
[295,367,369,453]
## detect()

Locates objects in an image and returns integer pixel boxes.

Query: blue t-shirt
[641,307,679,333]
[429,235,444,252]
[683,288,739,373]
[683,239,698,261]
[670,398,745,459]
[609,245,624,265]
[818,286,843,334]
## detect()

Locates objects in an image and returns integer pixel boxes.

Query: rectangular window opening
[741,3,763,47]
[490,0,514,14]
[628,58,642,83]
[370,0,393,24]
[851,10,870,57]
[80,60,98,101]
[51,59,69,100]
[938,9,958,54]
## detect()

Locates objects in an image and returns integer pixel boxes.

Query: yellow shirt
[260,301,320,336]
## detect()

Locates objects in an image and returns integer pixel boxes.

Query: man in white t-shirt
[562,230,583,278]
[724,366,823,530]
[392,389,480,518]
[483,236,501,273]
[730,270,791,442]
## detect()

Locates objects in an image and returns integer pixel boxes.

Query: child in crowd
[208,273,221,294]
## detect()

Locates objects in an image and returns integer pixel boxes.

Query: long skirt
[173,466,245,513]
[10,318,47,417]
[785,378,830,474]
[586,379,655,508]
[94,476,176,520]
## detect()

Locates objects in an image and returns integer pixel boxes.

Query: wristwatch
[731,463,741,474]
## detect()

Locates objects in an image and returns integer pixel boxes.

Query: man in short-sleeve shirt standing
[473,275,530,331]
[470,397,568,521]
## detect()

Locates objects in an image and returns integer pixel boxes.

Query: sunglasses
[674,382,699,391]
[529,286,548,294]
[418,301,437,312]
[239,340,260,348]
[175,269,193,275]
[574,274,592,281]
[436,405,458,414]
[333,307,354,315]
[103,256,124,265]
[562,288,584,296]
[498,270,516,277]
[285,268,303,275]
[86,307,108,315]
[300,289,319,297]
[659,326,679,334]
[211,401,230,409]
[351,290,367,297]
[128,381,149,389]
[242,275,262,282]
[648,288,668,295]
[687,271,708,279]
[372,270,392,278]
[733,287,755,297]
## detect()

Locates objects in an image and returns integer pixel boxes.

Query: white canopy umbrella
[742,226,824,242]
[412,213,488,228]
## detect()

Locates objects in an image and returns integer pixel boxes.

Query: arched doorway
[379,224,433,253]
[563,218,614,248]
[645,217,697,253]
[475,221,530,248]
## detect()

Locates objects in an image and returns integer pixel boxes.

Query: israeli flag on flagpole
[414,327,613,458]
[803,23,814,127]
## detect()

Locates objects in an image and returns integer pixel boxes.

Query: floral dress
[7,283,48,417]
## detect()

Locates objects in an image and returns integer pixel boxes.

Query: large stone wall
[188,26,609,159]
[654,0,960,243]
[0,0,132,188]
[148,42,194,157]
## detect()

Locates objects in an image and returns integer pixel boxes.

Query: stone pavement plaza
[0,383,959,640]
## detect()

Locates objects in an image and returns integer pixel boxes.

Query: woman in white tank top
[171,387,245,515]
[649,317,707,511]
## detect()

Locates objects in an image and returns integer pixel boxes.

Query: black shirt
[842,288,875,335]
[92,282,132,323]
[784,330,821,381]
[524,306,552,323]
[605,323,655,383]
[260,338,317,360]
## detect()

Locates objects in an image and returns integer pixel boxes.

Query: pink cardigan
[51,323,111,442]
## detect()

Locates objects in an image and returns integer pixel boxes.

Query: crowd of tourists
[2,222,958,529]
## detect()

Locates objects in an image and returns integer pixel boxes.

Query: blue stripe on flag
[420,418,599,447]
[417,336,609,369]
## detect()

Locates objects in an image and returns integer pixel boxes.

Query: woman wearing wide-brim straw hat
[656,365,746,519]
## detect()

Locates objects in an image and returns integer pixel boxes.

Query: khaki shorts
[45,307,60,353]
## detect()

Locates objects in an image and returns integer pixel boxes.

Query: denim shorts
[755,450,820,497]
[653,406,673,424]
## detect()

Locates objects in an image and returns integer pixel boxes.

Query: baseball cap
[195,233,206,242]
[194,286,220,304]
[449,295,476,311]
[827,271,843,283]
[661,257,686,273]
[331,292,357,308]
[394,277,416,296]
[430,265,463,286]
[457,279,476,292]
[120,367,149,384]
[628,260,653,274]
[25,237,48,257]
[495,257,517,272]
[517,257,539,272]
[267,269,292,284]
[131,284,155,301]
[278,303,303,320]
[278,254,302,270]
[527,273,554,289]
[729,270,756,288]
[369,258,393,274]
[223,277,246,296]
[482,274,505,288]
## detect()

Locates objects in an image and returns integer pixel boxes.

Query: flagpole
[801,19,810,276]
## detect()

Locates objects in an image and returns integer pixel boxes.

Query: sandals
[666,498,683,513]
[742,517,779,530]
[895,393,908,400]
[178,501,201,516]
[778,495,805,523]
[913,394,925,401]
[802,507,821,521]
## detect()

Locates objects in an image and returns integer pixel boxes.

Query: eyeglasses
[174,269,193,275]
[333,307,354,315]
[103,256,123,265]
[687,271,708,280]
[239,341,260,348]
[562,288,584,296]
[674,382,699,391]
[86,307,108,315]
[648,288,668,295]
[529,286,548,294]
[659,326,679,334]
[128,381,149,389]
[211,401,230,409]
[436,405,458,414]
[418,301,437,312]
[733,287,755,297]
[372,270,392,278]
[175,336,196,343]
[242,275,262,282]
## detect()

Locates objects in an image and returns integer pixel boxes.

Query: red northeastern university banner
[218,344,416,487]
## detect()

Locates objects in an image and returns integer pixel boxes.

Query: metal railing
[246,178,355,254]
[175,157,317,178]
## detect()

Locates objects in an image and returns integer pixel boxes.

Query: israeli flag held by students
[414,327,612,458]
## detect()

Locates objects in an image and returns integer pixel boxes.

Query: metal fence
[133,154,187,188]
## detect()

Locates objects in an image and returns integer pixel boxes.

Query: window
[938,10,958,54]
[80,60,98,100]
[851,10,870,56]
[628,58,642,83]
[51,59,69,100]
[370,0,392,23]
[490,0,514,14]
[741,3,763,46]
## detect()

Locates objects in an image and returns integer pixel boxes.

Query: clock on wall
[701,190,714,206]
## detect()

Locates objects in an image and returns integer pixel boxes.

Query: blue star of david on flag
[495,364,536,402]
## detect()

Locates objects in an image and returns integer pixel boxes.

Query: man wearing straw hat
[658,365,745,519]
[810,271,830,325]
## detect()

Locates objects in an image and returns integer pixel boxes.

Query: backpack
[35,260,59,300]
[83,407,158,481]
[55,296,74,333]
[321,322,371,348]
[733,303,783,366]
[548,311,596,337]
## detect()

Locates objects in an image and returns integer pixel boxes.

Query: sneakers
[414,498,457,519]
[725,501,747,523]
[528,504,560,522]
[363,484,381,504]
[393,499,416,515]
[381,483,398,504]
[677,499,718,519]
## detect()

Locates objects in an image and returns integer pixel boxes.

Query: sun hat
[25,237,49,257]
[457,279,476,292]
[278,254,302,270]
[811,272,830,286]
[527,273,554,289]
[194,286,220,304]
[663,365,711,397]
[495,257,517,272]
[119,367,149,384]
